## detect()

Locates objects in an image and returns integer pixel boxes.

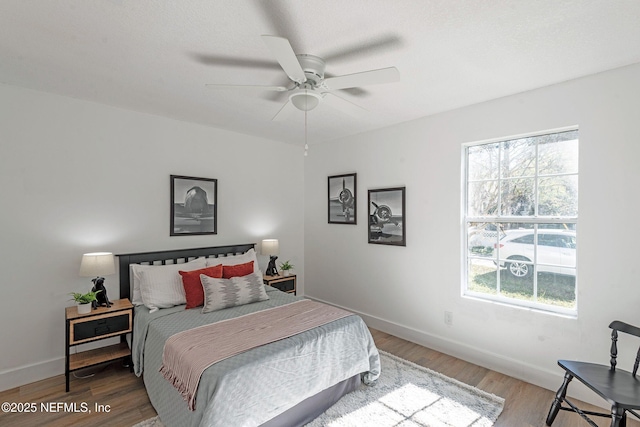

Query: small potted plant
[279,260,294,277]
[70,290,101,314]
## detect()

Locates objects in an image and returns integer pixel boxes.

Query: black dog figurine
[265,255,279,276]
[91,277,112,309]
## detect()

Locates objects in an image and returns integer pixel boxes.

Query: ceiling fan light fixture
[290,90,322,111]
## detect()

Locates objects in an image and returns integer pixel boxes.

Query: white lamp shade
[79,252,115,277]
[290,91,321,111]
[261,239,279,256]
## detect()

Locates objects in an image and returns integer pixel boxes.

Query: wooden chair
[546,321,640,427]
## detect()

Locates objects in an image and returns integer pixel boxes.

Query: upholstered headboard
[116,243,256,301]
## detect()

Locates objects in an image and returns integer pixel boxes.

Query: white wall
[304,62,640,406]
[0,84,305,391]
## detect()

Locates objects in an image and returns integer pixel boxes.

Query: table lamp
[261,239,279,276]
[79,252,115,307]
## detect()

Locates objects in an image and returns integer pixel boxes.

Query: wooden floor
[1,328,637,427]
[371,329,639,427]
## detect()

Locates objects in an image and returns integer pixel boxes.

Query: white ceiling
[2,1,640,146]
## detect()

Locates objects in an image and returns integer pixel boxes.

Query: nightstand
[65,298,133,392]
[263,274,297,295]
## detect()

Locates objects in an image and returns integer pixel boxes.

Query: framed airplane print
[328,173,357,224]
[170,175,217,236]
[368,186,406,246]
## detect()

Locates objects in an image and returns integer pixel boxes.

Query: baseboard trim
[306,295,606,410]
[0,357,64,392]
[0,337,125,392]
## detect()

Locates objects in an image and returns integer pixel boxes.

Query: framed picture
[170,175,217,236]
[328,173,357,224]
[368,187,406,246]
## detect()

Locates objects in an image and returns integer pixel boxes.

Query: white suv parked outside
[495,229,576,278]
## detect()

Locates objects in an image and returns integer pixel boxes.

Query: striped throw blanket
[159,299,353,410]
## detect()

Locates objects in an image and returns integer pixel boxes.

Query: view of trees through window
[464,129,578,314]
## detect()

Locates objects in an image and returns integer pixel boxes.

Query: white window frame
[462,127,578,316]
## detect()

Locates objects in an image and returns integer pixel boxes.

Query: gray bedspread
[132,287,380,427]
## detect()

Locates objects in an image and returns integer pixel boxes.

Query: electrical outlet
[444,311,453,326]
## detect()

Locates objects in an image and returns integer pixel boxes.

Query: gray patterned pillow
[201,271,269,313]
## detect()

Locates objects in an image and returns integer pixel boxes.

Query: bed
[117,244,380,427]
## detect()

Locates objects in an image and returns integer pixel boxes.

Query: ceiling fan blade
[322,93,368,118]
[190,53,279,70]
[254,2,298,43]
[271,99,297,121]
[205,84,289,92]
[262,35,306,84]
[322,34,403,63]
[323,67,399,91]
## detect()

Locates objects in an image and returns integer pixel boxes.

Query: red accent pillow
[179,264,223,309]
[222,261,254,279]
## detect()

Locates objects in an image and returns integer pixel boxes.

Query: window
[464,129,578,315]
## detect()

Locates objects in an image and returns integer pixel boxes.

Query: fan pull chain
[304,107,309,157]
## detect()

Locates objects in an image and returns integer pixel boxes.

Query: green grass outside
[468,263,576,308]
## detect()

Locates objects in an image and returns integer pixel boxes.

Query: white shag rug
[132,351,505,427]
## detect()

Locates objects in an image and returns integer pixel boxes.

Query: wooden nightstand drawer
[263,274,297,295]
[69,309,132,345]
[72,313,130,342]
[272,279,295,292]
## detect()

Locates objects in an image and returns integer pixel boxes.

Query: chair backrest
[608,320,640,377]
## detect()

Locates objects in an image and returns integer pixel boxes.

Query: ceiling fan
[205,35,400,120]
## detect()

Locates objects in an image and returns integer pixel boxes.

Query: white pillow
[206,248,260,273]
[201,270,269,313]
[131,258,207,311]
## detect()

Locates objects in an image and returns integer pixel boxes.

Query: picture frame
[368,187,406,246]
[170,175,217,236]
[328,173,357,224]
